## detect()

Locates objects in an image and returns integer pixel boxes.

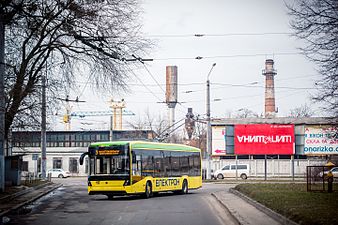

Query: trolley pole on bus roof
[206,63,216,180]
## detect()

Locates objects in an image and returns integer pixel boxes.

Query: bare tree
[288,103,314,118]
[127,109,168,140]
[287,0,338,120]
[192,116,206,155]
[235,108,260,118]
[1,0,150,138]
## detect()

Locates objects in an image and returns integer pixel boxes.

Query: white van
[212,164,249,180]
[39,169,70,178]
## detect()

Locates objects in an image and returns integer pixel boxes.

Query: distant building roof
[211,117,337,126]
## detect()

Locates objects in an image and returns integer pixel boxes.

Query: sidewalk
[0,182,62,218]
[212,188,298,225]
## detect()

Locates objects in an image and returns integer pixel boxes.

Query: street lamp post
[206,63,216,180]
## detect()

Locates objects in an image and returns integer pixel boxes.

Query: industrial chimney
[262,59,277,118]
[166,66,178,140]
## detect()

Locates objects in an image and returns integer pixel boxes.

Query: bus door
[132,152,143,184]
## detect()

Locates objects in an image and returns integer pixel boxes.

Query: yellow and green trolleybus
[79,141,202,198]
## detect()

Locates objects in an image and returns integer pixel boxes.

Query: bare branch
[286,0,338,121]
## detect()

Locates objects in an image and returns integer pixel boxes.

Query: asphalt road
[5,178,237,225]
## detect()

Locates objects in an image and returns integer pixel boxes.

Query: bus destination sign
[96,149,121,156]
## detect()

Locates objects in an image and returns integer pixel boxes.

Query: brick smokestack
[166,66,178,142]
[262,59,277,118]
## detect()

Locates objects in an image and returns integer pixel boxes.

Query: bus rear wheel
[144,181,152,199]
[181,180,188,194]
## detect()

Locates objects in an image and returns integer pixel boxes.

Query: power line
[78,75,92,99]
[129,69,163,102]
[142,63,166,94]
[126,54,165,94]
[73,73,319,87]
[229,89,307,112]
[212,82,317,90]
[145,32,292,38]
[153,52,302,61]
[277,74,319,81]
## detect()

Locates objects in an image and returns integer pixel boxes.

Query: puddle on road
[9,187,64,216]
[1,187,64,225]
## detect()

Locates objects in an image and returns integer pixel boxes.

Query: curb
[229,188,299,225]
[0,183,62,218]
[211,192,241,225]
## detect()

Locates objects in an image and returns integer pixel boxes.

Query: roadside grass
[234,183,338,225]
[23,179,49,187]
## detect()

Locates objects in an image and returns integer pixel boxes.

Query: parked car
[39,169,70,178]
[319,167,338,178]
[212,164,249,180]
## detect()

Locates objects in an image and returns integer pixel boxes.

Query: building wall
[11,130,154,177]
[20,148,88,176]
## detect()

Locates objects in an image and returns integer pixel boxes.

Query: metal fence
[306,166,336,192]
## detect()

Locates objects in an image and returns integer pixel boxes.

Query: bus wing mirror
[79,152,89,165]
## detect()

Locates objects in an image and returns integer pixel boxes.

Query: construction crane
[70,110,135,118]
[63,109,135,131]
[62,98,134,131]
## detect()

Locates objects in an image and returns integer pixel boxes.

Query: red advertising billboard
[234,124,294,155]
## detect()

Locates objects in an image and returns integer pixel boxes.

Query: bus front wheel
[144,181,152,199]
[181,180,188,194]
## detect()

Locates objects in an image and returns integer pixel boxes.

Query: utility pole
[0,12,5,192]
[206,63,216,180]
[41,75,47,179]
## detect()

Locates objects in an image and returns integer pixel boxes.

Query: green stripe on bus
[89,141,200,152]
[131,143,200,152]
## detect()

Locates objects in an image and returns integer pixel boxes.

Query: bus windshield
[89,144,130,176]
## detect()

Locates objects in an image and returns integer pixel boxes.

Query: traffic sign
[32,154,39,160]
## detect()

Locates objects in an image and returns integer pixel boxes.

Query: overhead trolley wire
[142,63,166,94]
[153,52,302,61]
[146,32,292,38]
[129,69,163,102]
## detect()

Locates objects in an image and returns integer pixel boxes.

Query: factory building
[11,130,155,177]
[208,117,337,178]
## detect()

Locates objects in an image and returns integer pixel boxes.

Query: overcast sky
[52,0,323,131]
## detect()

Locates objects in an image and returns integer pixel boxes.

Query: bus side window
[193,153,201,176]
[171,151,180,177]
[154,150,163,177]
[132,151,142,176]
[163,151,171,177]
[142,152,154,176]
[180,152,189,175]
[188,153,194,175]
